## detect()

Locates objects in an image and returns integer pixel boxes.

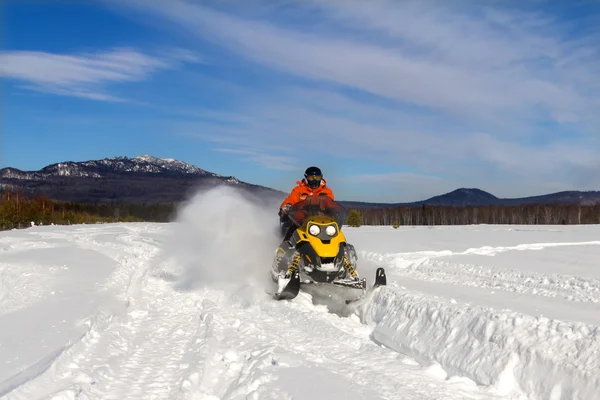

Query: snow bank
[360,286,600,400]
[157,185,281,291]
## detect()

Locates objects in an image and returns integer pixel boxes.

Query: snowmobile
[271,194,386,302]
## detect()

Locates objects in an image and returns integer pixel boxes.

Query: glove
[280,204,292,215]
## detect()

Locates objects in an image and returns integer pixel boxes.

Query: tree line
[348,203,600,226]
[3,187,599,232]
[0,189,175,231]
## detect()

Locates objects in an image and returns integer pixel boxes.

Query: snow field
[1,187,599,399]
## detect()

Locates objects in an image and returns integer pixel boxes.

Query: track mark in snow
[4,264,198,399]
[360,240,600,303]
[401,258,600,303]
[461,241,600,255]
[362,240,600,265]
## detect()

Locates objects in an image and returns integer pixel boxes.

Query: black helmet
[304,166,322,189]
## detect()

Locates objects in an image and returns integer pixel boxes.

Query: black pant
[279,214,296,241]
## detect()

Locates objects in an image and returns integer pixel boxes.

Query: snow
[128,155,214,175]
[1,187,599,399]
[44,163,103,178]
[1,156,218,180]
[0,169,43,181]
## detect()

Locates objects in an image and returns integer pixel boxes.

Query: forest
[352,203,600,226]
[2,187,599,231]
[0,189,175,231]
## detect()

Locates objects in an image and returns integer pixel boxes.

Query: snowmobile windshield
[288,196,346,228]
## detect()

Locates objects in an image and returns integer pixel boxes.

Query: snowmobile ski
[332,278,366,290]
[344,267,387,305]
[374,267,387,287]
[272,270,301,300]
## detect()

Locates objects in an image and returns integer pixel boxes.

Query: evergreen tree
[346,209,362,227]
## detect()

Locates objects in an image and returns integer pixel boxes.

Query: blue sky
[1,0,599,202]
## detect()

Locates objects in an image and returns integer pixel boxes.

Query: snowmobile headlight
[325,225,337,236]
[308,224,321,236]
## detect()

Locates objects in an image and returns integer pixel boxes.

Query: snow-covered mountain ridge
[0,155,221,180]
[0,156,268,204]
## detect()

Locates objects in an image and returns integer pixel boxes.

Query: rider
[278,166,335,240]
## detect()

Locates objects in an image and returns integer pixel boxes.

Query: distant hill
[500,191,600,206]
[338,188,600,208]
[0,155,285,204]
[415,188,500,206]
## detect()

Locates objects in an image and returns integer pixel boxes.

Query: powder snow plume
[159,185,282,291]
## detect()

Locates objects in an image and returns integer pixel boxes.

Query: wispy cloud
[0,47,199,101]
[337,171,459,202]
[119,0,600,128]
[100,1,600,198]
[214,148,297,170]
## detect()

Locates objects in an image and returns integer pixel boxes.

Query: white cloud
[345,172,447,184]
[214,148,297,170]
[0,47,199,101]
[334,172,459,203]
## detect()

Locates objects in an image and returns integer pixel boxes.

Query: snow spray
[162,185,282,291]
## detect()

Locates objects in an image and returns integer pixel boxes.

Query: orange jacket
[280,178,334,209]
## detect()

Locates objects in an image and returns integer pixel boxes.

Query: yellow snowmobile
[271,195,386,301]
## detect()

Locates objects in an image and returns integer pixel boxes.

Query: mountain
[0,156,284,204]
[415,188,500,206]
[1,156,221,180]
